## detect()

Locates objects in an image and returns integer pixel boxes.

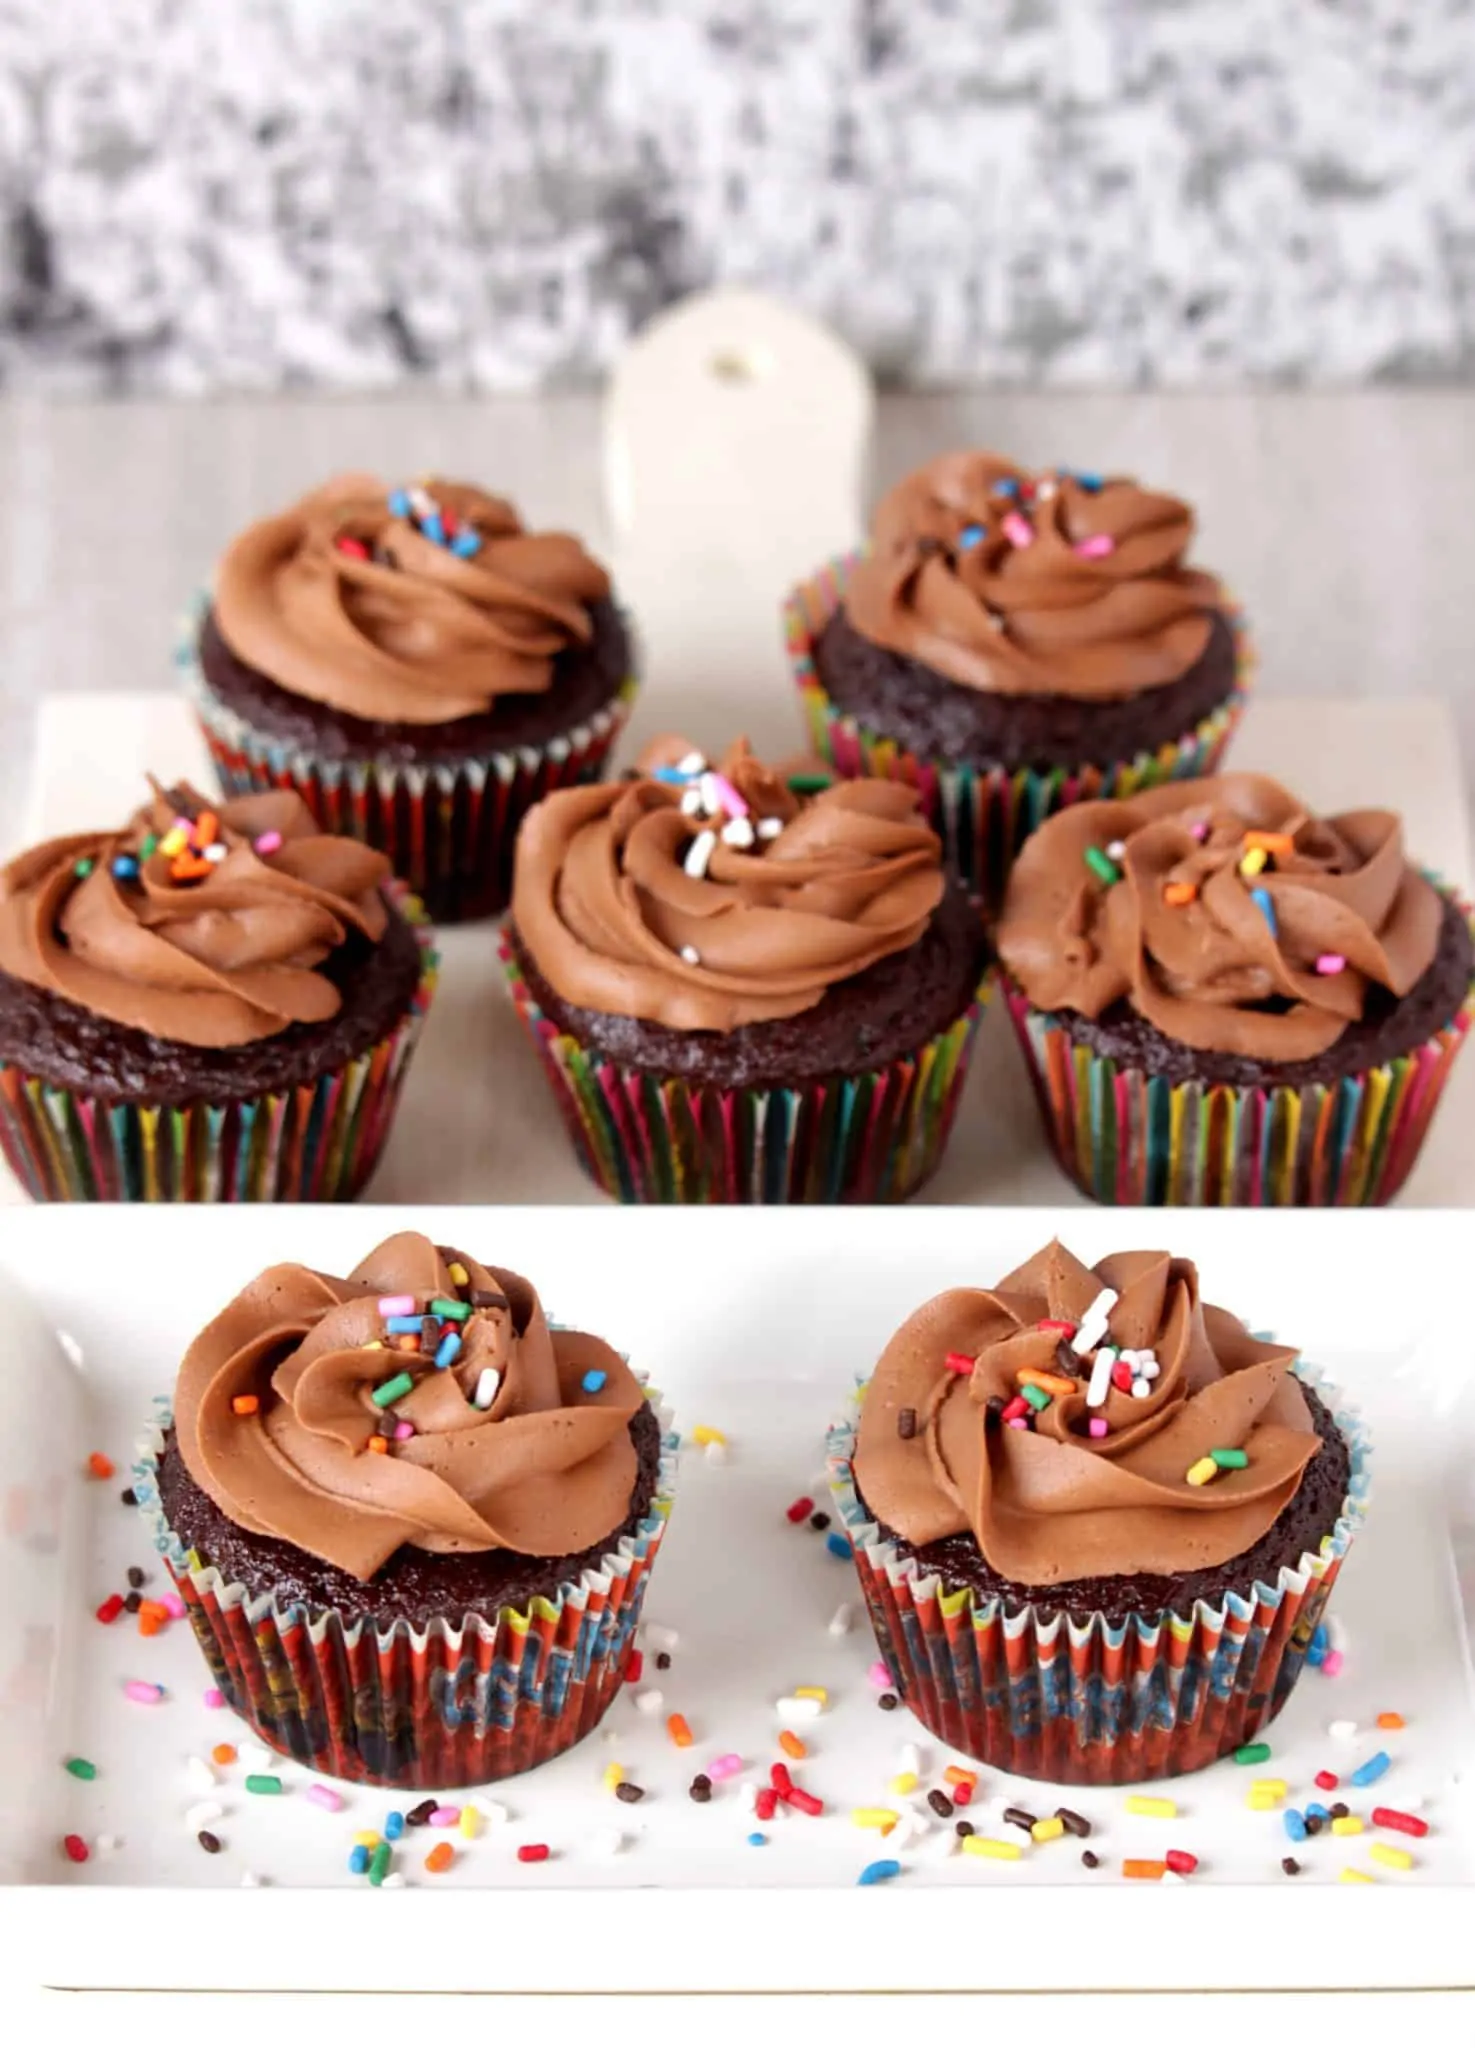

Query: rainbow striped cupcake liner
[0,884,437,1203]
[784,553,1251,902]
[180,594,637,925]
[498,934,991,1205]
[131,1389,678,1789]
[1000,883,1475,1207]
[827,1365,1368,1786]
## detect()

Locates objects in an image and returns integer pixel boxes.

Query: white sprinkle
[590,1828,626,1858]
[408,486,435,517]
[469,1796,509,1824]
[380,1872,406,1889]
[1036,477,1058,500]
[240,1744,274,1773]
[1071,1288,1119,1355]
[721,816,755,849]
[888,1809,928,1850]
[634,1689,666,1716]
[899,1742,923,1778]
[704,1439,728,1465]
[828,1602,855,1636]
[94,1833,122,1856]
[1329,1719,1359,1745]
[676,751,706,777]
[239,1870,262,1888]
[1106,840,1126,862]
[473,1366,501,1411]
[1131,1378,1152,1400]
[185,1755,216,1794]
[698,772,724,814]
[203,841,228,863]
[679,945,701,966]
[1327,1616,1348,1652]
[644,1624,679,1652]
[740,1782,760,1813]
[684,830,717,880]
[776,1694,824,1721]
[1085,1347,1116,1409]
[680,787,705,816]
[756,817,783,840]
[186,1800,224,1832]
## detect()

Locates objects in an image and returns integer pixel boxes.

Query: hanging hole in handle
[708,343,775,385]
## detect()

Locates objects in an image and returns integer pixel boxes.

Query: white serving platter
[3,1202,1475,1996]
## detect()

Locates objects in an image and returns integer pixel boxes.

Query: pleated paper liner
[180,595,637,925]
[999,884,1475,1207]
[0,883,437,1203]
[784,553,1251,903]
[131,1390,678,1790]
[827,1367,1368,1786]
[498,933,991,1204]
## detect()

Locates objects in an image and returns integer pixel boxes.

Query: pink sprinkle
[429,1805,461,1827]
[707,772,749,820]
[867,1660,892,1691]
[202,1688,225,1709]
[708,1753,743,1782]
[393,1420,416,1440]
[123,1679,165,1704]
[1007,1415,1031,1430]
[1001,512,1034,549]
[1074,533,1115,559]
[1088,1418,1109,1439]
[171,816,191,837]
[307,1783,345,1812]
[378,1295,414,1317]
[1189,821,1209,842]
[1316,953,1346,975]
[253,830,283,857]
[1321,1650,1345,1678]
[162,1592,186,1620]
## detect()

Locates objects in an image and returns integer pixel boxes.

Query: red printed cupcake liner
[130,1391,678,1789]
[784,554,1251,902]
[498,932,991,1204]
[999,882,1475,1207]
[181,597,637,924]
[827,1368,1368,1786]
[0,884,436,1203]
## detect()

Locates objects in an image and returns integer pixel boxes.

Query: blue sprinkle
[384,1314,423,1336]
[434,1331,462,1371]
[111,855,139,880]
[1251,886,1277,936]
[582,1369,608,1394]
[450,528,482,559]
[388,489,412,518]
[422,512,446,546]
[747,1832,767,1847]
[1310,1624,1330,1654]
[1075,470,1104,491]
[651,766,691,784]
[348,1844,370,1875]
[957,522,987,548]
[858,1858,902,1887]
[993,477,1020,497]
[384,1811,405,1842]
[1283,1809,1307,1842]
[1350,1750,1390,1788]
[826,1532,853,1561]
[1305,1802,1330,1823]
[1306,1640,1326,1667]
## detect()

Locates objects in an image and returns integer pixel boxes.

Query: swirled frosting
[844,450,1224,701]
[510,736,946,1029]
[174,1232,645,1581]
[212,473,612,724]
[0,781,392,1049]
[854,1238,1323,1586]
[997,773,1444,1060]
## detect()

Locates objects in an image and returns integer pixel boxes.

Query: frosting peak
[212,473,612,724]
[997,772,1444,1060]
[854,1238,1321,1587]
[175,1232,645,1581]
[845,450,1222,700]
[0,781,392,1048]
[509,736,946,1030]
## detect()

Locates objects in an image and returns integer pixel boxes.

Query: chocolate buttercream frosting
[845,451,1223,701]
[212,474,612,724]
[174,1233,645,1582]
[510,736,947,1030]
[854,1239,1322,1586]
[996,772,1444,1061]
[0,781,393,1050]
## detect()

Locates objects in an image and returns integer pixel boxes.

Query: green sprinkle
[1234,1741,1272,1765]
[368,1840,393,1887]
[245,1773,283,1795]
[430,1297,471,1323]
[64,1757,97,1781]
[371,1371,415,1409]
[73,857,94,880]
[1083,846,1121,886]
[1021,1383,1051,1413]
[140,833,158,861]
[786,772,835,794]
[1212,1447,1249,1469]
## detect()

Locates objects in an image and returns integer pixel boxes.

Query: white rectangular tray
[3,1203,1474,1995]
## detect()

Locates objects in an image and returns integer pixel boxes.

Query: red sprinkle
[1111,1360,1134,1392]
[1372,1806,1429,1838]
[517,1843,550,1864]
[94,1594,125,1625]
[785,1497,814,1524]
[770,1762,793,1796]
[944,1350,976,1375]
[336,535,369,560]
[1165,1849,1198,1875]
[786,1787,824,1817]
[1036,1319,1076,1336]
[87,1453,114,1480]
[951,1780,974,1808]
[1315,1769,1339,1791]
[1000,1395,1029,1424]
[755,1788,778,1821]
[624,1649,643,1683]
[62,1834,89,1864]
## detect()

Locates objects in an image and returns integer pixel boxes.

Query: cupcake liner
[1000,881,1475,1207]
[784,553,1251,901]
[827,1364,1369,1785]
[180,595,638,924]
[0,883,437,1203]
[130,1389,678,1789]
[498,933,991,1204]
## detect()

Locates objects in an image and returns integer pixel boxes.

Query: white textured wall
[0,0,1472,392]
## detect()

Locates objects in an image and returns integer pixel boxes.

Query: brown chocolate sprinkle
[1081,1849,1100,1869]
[1329,1802,1350,1821]
[406,1799,437,1827]
[955,1819,975,1838]
[1055,1807,1091,1839]
[471,1289,510,1312]
[897,1408,917,1441]
[927,1789,954,1819]
[119,1488,137,1506]
[688,1775,712,1804]
[1003,1806,1038,1833]
[197,1830,222,1854]
[421,1316,440,1351]
[123,1591,142,1614]
[1282,1856,1300,1876]
[1304,1814,1323,1836]
[126,1566,145,1589]
[656,1652,671,1670]
[878,1692,898,1711]
[809,1512,831,1532]
[614,1781,646,1805]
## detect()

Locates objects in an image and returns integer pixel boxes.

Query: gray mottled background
[0,0,1472,393]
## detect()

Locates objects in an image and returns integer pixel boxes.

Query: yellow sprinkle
[852,1808,900,1830]
[1250,1779,1288,1798]
[364,1339,385,1350]
[459,1805,480,1840]
[159,828,187,856]
[1340,1867,1374,1883]
[890,1772,919,1796]
[1247,1793,1280,1811]
[962,1836,1023,1861]
[448,1262,469,1286]
[1370,1842,1413,1871]
[1332,1816,1364,1836]
[1185,1457,1218,1487]
[353,1831,381,1849]
[603,1762,624,1792]
[1031,1816,1065,1844]
[1239,846,1268,877]
[793,1687,828,1703]
[1125,1796,1177,1818]
[691,1426,727,1447]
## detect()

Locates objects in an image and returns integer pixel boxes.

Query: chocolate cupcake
[502,738,991,1202]
[786,452,1250,901]
[0,781,435,1201]
[995,772,1475,1205]
[828,1237,1368,1784]
[184,473,637,923]
[133,1231,676,1788]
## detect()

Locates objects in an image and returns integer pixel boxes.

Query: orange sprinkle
[138,1599,168,1622]
[667,1713,693,1749]
[944,1766,977,1789]
[231,1394,260,1417]
[195,810,219,847]
[396,1334,419,1352]
[367,1436,389,1455]
[1163,881,1198,907]
[170,855,213,882]
[139,1614,162,1638]
[1016,1369,1079,1398]
[424,1842,454,1874]
[1124,1859,1168,1880]
[211,1744,237,1766]
[87,1452,115,1480]
[1377,1712,1406,1730]
[778,1730,807,1761]
[1244,831,1294,856]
